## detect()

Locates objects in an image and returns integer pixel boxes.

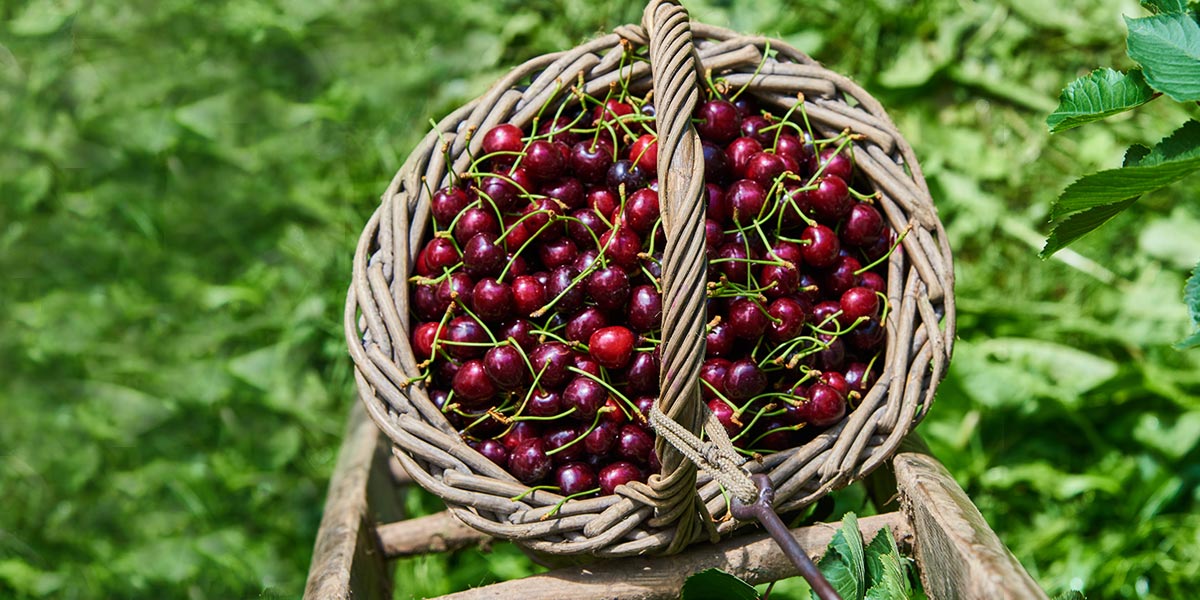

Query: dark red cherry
[502,421,541,450]
[598,461,642,495]
[858,271,886,295]
[541,177,585,210]
[848,318,885,351]
[745,152,788,189]
[431,187,470,228]
[823,256,863,298]
[708,398,741,436]
[544,425,585,465]
[509,438,552,484]
[538,236,578,270]
[807,175,851,222]
[411,322,439,360]
[622,188,660,235]
[626,351,659,394]
[843,203,884,247]
[482,124,524,157]
[840,286,880,322]
[800,224,840,268]
[741,115,774,145]
[555,462,598,496]
[629,285,663,332]
[696,100,741,143]
[530,342,574,388]
[527,388,564,417]
[472,278,513,322]
[606,159,648,192]
[802,383,846,427]
[587,187,620,220]
[705,321,734,357]
[511,275,547,317]
[444,315,488,360]
[818,147,854,181]
[479,167,531,212]
[499,319,537,351]
[761,262,800,298]
[599,227,641,269]
[717,243,751,284]
[589,326,636,369]
[704,183,727,223]
[462,233,505,278]
[774,134,811,170]
[727,298,768,339]
[819,371,851,397]
[725,137,763,178]
[566,307,609,343]
[593,100,635,125]
[767,297,807,344]
[616,424,655,463]
[472,439,509,469]
[483,344,527,390]
[523,140,565,181]
[584,421,619,456]
[844,362,877,396]
[700,358,732,399]
[570,140,615,183]
[454,207,500,246]
[702,141,730,183]
[563,376,606,419]
[723,359,766,401]
[568,208,607,247]
[452,359,496,407]
[546,265,585,314]
[587,266,631,311]
[726,179,767,226]
[413,283,443,321]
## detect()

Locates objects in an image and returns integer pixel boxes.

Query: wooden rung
[893,452,1047,600]
[425,512,912,600]
[378,511,491,557]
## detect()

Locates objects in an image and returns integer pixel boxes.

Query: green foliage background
[2,0,1199,598]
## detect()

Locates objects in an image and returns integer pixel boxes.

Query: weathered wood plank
[303,403,393,600]
[427,512,912,600]
[893,452,1047,600]
[377,510,491,557]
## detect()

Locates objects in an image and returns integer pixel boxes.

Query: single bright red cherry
[588,326,636,370]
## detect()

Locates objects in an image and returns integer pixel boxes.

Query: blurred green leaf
[1180,262,1200,349]
[1042,197,1139,257]
[1046,69,1157,133]
[1137,209,1200,269]
[1134,412,1200,458]
[8,0,79,36]
[1141,0,1189,14]
[681,569,759,600]
[1125,14,1200,101]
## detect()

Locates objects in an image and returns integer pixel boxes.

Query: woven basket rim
[345,4,956,557]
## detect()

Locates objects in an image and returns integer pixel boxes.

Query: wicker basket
[345,0,955,557]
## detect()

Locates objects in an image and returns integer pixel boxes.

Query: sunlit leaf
[1046,69,1157,133]
[1125,14,1200,101]
[1140,0,1188,16]
[1179,261,1200,349]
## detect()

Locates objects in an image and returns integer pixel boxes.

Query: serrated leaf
[815,513,866,600]
[1140,0,1188,14]
[1042,121,1200,256]
[1125,144,1152,167]
[680,569,759,600]
[1042,197,1140,256]
[1178,261,1200,349]
[1125,14,1200,101]
[813,550,861,600]
[863,551,911,600]
[1046,69,1157,133]
[864,528,900,589]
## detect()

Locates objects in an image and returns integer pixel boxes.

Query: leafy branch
[1042,1,1200,348]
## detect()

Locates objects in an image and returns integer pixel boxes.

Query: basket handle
[635,0,714,548]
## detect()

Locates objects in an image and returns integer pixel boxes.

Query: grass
[2,0,1198,598]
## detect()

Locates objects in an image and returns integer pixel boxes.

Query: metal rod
[730,473,842,600]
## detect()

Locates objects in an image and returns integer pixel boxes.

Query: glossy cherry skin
[472,278,512,322]
[817,147,854,181]
[696,99,741,143]
[570,140,615,183]
[502,421,541,450]
[511,275,547,317]
[443,315,488,360]
[800,224,840,268]
[708,398,741,436]
[723,359,766,401]
[544,424,585,465]
[702,141,730,183]
[587,266,631,311]
[807,175,851,222]
[598,461,642,495]
[725,137,763,178]
[745,151,789,189]
[725,179,767,226]
[700,358,732,400]
[842,203,884,247]
[482,124,524,157]
[728,298,769,339]
[622,188,660,235]
[584,421,619,457]
[566,307,609,344]
[626,351,660,394]
[705,321,735,357]
[629,133,658,173]
[599,227,641,269]
[556,462,598,496]
[767,297,807,344]
[562,376,607,419]
[472,439,509,469]
[589,326,636,370]
[452,360,496,408]
[526,388,564,417]
[431,186,471,228]
[628,285,663,332]
[483,344,527,390]
[546,265,585,314]
[411,322,440,360]
[530,342,574,388]
[509,438,553,484]
[801,383,846,427]
[761,261,800,298]
[616,424,655,463]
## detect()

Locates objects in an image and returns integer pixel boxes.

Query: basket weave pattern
[345,1,955,557]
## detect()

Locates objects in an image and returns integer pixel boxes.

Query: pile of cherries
[408,90,893,500]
